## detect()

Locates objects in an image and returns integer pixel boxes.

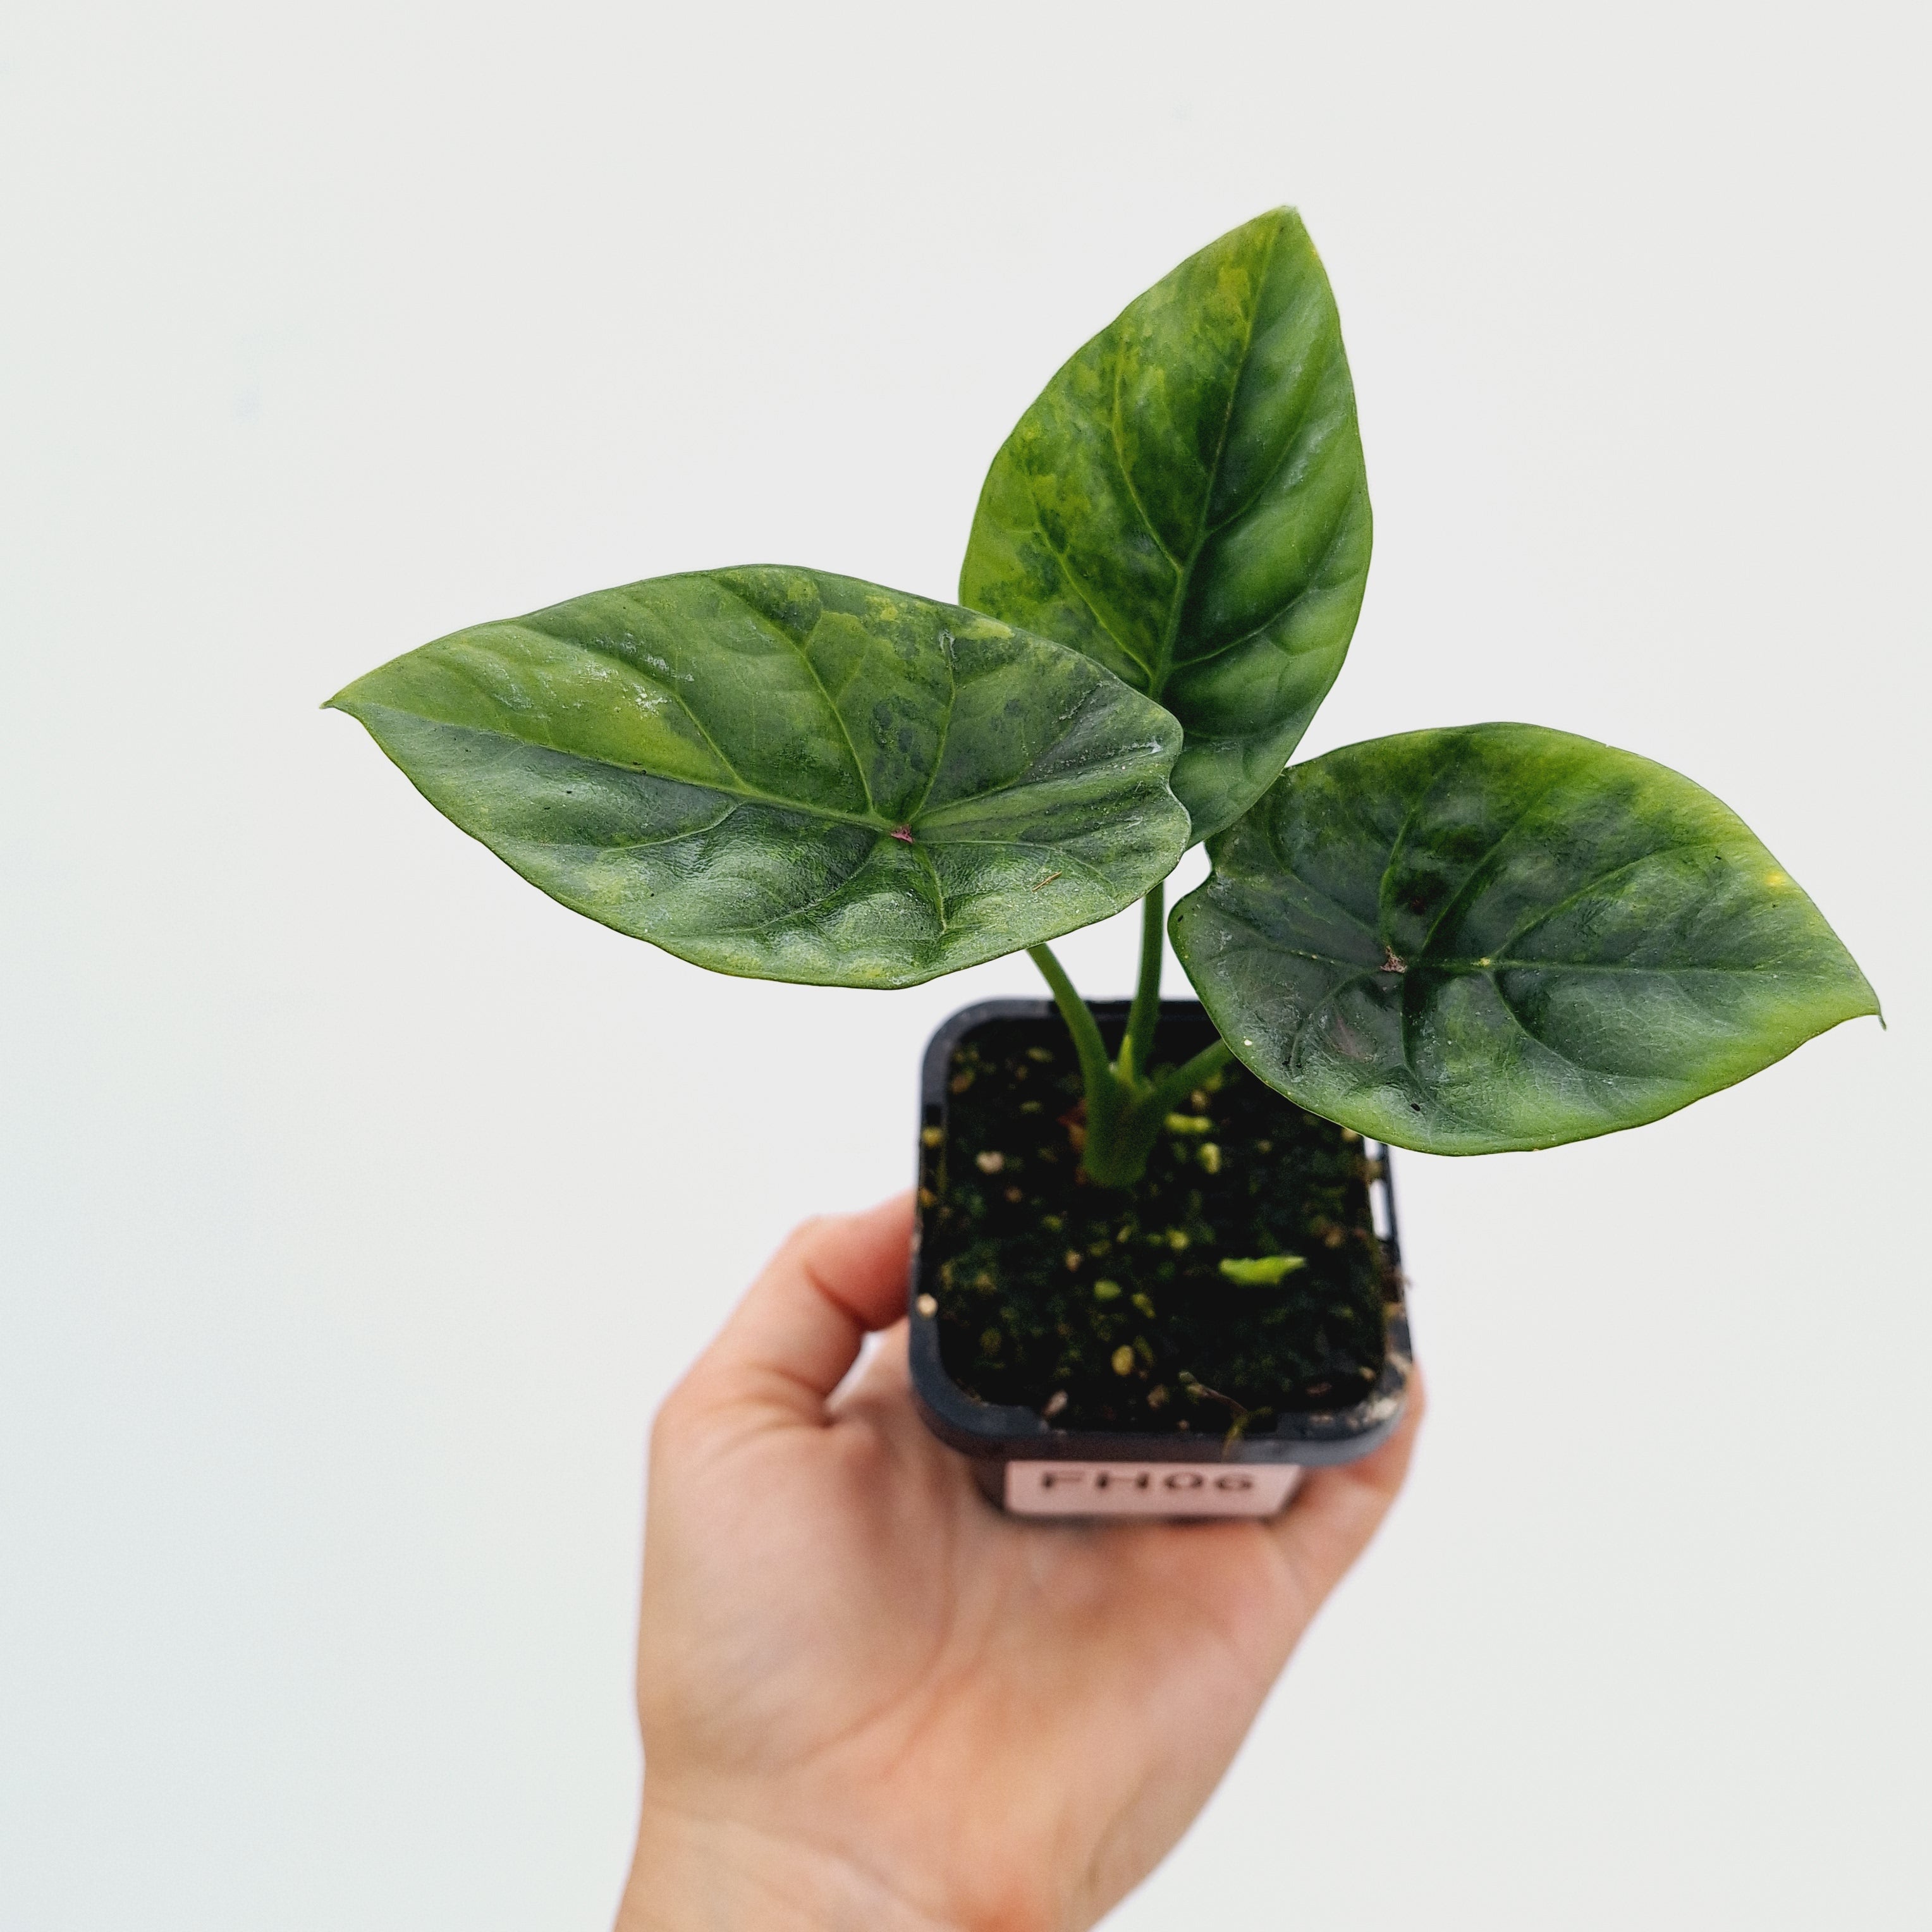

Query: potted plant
[326,209,1877,1519]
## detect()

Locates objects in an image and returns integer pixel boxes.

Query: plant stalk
[1027,899,1234,1190]
[1025,940,1124,1155]
[1119,881,1165,1082]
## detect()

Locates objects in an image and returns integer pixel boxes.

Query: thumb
[1269,1366,1426,1620]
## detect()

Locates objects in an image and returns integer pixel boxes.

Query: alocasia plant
[329,209,1876,1190]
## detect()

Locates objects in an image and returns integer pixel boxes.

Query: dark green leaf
[1170,726,1878,1152]
[327,566,1189,987]
[960,207,1370,842]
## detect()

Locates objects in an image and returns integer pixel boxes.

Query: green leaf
[1218,1254,1307,1285]
[327,566,1189,988]
[1170,725,1878,1153]
[959,207,1371,843]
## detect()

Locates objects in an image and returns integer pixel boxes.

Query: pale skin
[619,1193,1422,1932]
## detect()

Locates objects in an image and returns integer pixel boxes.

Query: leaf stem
[1147,1039,1235,1116]
[1029,936,1234,1190]
[1026,943,1113,1104]
[1120,884,1165,1082]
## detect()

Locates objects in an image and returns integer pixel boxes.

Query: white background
[3,3,1926,1926]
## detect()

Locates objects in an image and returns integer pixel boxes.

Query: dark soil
[918,1010,1393,1435]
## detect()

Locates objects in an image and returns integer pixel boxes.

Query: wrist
[617,1792,963,1932]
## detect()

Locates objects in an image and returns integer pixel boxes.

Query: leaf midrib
[1147,215,1283,702]
[351,696,895,834]
[353,683,1142,847]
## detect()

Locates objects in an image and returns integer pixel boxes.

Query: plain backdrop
[3,3,1927,1926]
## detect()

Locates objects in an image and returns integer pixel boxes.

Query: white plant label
[1004,1460,1303,1519]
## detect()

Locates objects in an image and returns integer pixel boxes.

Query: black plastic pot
[908,999,1414,1520]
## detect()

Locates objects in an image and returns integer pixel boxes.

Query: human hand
[617,1192,1421,1932]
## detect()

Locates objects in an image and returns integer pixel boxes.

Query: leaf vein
[1488,841,1728,958]
[1167,501,1360,673]
[1110,340,1183,570]
[914,683,1124,827]
[708,583,876,817]
[1413,767,1582,961]
[908,628,957,819]
[1017,476,1155,681]
[1148,215,1283,698]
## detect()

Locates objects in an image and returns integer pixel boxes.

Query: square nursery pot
[910,999,1413,1520]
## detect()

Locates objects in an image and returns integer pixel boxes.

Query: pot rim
[908,998,1414,1467]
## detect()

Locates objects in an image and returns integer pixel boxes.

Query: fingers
[677,1192,915,1428]
[1268,1366,1426,1618]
